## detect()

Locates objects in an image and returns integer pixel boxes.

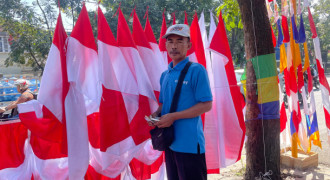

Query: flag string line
[249,0,272,179]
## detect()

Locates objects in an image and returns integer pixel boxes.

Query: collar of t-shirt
[168,57,189,71]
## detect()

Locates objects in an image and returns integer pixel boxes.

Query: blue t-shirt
[159,57,212,154]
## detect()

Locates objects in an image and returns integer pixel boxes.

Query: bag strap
[169,61,193,113]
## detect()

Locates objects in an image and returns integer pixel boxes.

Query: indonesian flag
[132,9,167,179]
[17,13,69,179]
[116,7,160,164]
[89,7,138,178]
[308,7,330,145]
[144,10,167,73]
[159,10,170,65]
[132,9,164,103]
[65,4,101,179]
[0,121,31,179]
[144,12,166,72]
[205,11,246,170]
[189,12,206,68]
[185,13,200,64]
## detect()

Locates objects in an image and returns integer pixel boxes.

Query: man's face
[165,34,192,62]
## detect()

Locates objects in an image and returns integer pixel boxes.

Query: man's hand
[147,120,156,127]
[0,107,5,113]
[155,113,176,128]
[151,111,159,118]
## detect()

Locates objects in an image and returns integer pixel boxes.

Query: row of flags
[268,0,330,156]
[0,4,246,180]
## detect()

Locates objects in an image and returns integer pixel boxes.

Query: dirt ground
[208,154,330,179]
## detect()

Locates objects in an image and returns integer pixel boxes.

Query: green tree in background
[0,0,57,75]
[216,0,245,68]
[0,0,328,74]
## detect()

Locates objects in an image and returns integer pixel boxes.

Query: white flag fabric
[65,4,101,179]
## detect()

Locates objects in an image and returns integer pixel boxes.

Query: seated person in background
[0,79,34,115]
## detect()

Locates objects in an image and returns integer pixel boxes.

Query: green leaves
[216,0,242,31]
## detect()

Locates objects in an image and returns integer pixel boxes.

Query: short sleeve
[159,72,165,104]
[191,65,213,102]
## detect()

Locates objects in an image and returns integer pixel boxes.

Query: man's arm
[155,101,212,128]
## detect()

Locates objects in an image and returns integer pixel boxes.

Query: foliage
[100,0,220,41]
[0,0,56,75]
[1,0,328,74]
[216,0,245,68]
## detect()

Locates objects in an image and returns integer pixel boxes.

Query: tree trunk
[236,0,281,179]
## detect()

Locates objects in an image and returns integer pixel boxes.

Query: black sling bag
[150,61,193,151]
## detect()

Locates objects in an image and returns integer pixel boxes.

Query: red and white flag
[206,11,246,170]
[132,9,164,103]
[308,7,330,145]
[116,7,161,164]
[144,9,167,71]
[0,121,32,179]
[159,10,170,65]
[16,13,69,179]
[88,7,139,178]
[65,4,101,179]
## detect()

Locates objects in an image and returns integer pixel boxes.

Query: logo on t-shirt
[175,80,188,85]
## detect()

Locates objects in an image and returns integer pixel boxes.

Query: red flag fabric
[189,12,206,68]
[158,10,170,65]
[144,13,167,72]
[17,12,70,179]
[117,7,156,146]
[206,11,246,169]
[271,25,277,47]
[308,7,318,38]
[282,16,290,43]
[184,11,188,25]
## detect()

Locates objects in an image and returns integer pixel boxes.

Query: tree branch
[36,0,52,44]
[27,44,44,73]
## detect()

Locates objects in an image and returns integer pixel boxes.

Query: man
[0,79,34,115]
[150,24,212,180]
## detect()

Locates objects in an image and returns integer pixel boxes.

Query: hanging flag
[199,11,214,89]
[297,14,306,43]
[282,16,290,43]
[65,4,101,179]
[307,7,330,145]
[276,19,288,133]
[307,7,317,38]
[271,25,277,47]
[18,12,69,179]
[277,19,286,72]
[90,7,138,178]
[144,11,167,71]
[302,43,322,152]
[0,121,31,179]
[291,16,299,43]
[296,12,322,151]
[184,11,188,25]
[172,12,176,25]
[117,7,157,147]
[159,10,170,65]
[206,10,246,170]
[288,20,309,156]
[189,12,206,67]
[132,9,164,103]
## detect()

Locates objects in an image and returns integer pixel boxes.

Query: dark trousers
[165,148,207,180]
